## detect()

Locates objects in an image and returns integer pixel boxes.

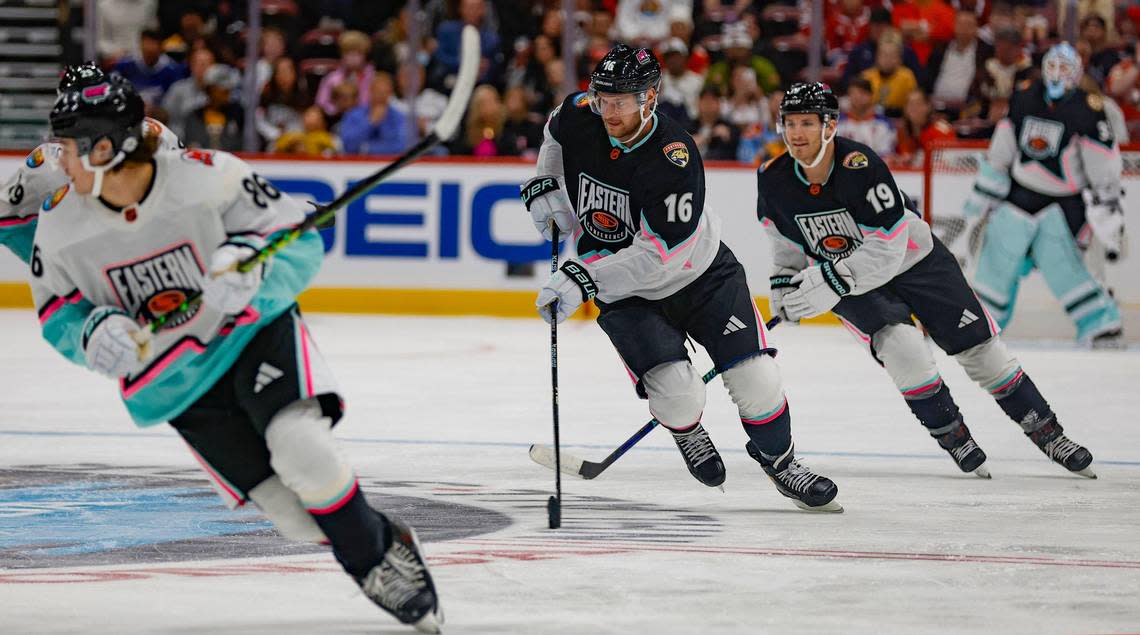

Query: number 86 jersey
[544,92,721,302]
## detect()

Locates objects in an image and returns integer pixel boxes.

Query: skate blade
[1074,466,1097,479]
[413,606,444,634]
[972,463,992,479]
[792,499,844,513]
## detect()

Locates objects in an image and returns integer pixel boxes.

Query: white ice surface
[1,309,1139,634]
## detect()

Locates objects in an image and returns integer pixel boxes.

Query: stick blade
[528,444,585,478]
[431,25,480,142]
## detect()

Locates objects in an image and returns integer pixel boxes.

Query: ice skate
[670,423,726,488]
[746,441,842,512]
[1027,420,1096,479]
[357,518,444,633]
[934,421,991,478]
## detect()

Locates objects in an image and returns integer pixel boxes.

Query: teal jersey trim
[793,159,834,187]
[40,293,95,366]
[123,229,326,426]
[0,218,37,263]
[608,114,659,153]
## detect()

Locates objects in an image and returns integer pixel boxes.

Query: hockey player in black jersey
[520,44,841,512]
[758,82,1096,478]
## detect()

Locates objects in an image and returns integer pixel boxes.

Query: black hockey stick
[547,227,562,529]
[135,26,482,342]
[529,316,782,480]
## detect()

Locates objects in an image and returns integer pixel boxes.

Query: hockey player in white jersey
[965,43,1125,346]
[34,75,442,632]
[1,63,182,264]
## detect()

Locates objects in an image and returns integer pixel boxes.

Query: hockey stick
[547,227,562,529]
[529,316,782,480]
[136,26,482,340]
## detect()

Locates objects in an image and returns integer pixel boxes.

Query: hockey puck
[547,495,561,529]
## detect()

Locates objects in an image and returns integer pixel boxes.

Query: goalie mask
[589,44,662,145]
[778,82,841,169]
[49,73,144,198]
[1042,43,1082,101]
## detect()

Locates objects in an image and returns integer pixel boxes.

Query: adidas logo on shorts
[254,362,284,394]
[722,315,747,335]
[958,309,980,329]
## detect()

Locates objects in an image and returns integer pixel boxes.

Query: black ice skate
[670,423,726,488]
[357,518,444,633]
[1027,420,1096,478]
[1091,329,1125,350]
[933,421,991,478]
[746,441,842,513]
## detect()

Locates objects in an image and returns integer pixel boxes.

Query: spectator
[1081,15,1122,85]
[161,8,209,63]
[339,72,412,155]
[819,0,873,60]
[433,0,505,89]
[97,0,157,62]
[977,2,1012,46]
[669,5,710,75]
[498,87,545,158]
[705,25,780,96]
[113,30,186,107]
[452,85,506,156]
[254,27,290,93]
[183,64,244,152]
[544,59,570,112]
[691,87,741,161]
[393,63,449,138]
[861,32,919,116]
[161,47,214,138]
[892,0,956,66]
[658,37,704,122]
[315,31,376,117]
[257,57,311,149]
[1107,45,1140,127]
[616,0,691,47]
[925,11,992,110]
[524,35,559,114]
[838,77,896,157]
[1056,0,1119,46]
[895,89,956,166]
[736,89,788,165]
[974,27,1032,104]
[275,107,342,157]
[721,66,767,128]
[844,8,925,88]
[328,81,360,132]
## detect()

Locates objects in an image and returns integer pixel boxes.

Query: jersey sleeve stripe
[0,214,37,227]
[639,213,703,263]
[37,289,84,324]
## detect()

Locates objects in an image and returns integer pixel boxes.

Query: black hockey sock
[992,372,1055,433]
[741,398,792,457]
[905,383,964,437]
[308,484,393,579]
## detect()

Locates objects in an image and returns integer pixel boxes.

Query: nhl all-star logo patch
[41,184,68,212]
[25,146,45,168]
[574,92,590,108]
[663,142,689,168]
[842,151,868,169]
[1019,116,1064,160]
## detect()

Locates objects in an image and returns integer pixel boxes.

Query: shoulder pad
[41,184,70,212]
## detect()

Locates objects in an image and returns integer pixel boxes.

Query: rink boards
[0,154,1136,337]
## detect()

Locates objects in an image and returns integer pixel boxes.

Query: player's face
[782,113,828,162]
[57,138,96,194]
[595,90,645,138]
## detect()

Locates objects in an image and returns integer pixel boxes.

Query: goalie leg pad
[248,475,329,543]
[722,354,792,456]
[973,203,1037,329]
[642,360,706,431]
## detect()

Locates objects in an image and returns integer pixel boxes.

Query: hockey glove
[962,188,998,220]
[201,236,268,315]
[520,176,576,242]
[1085,199,1125,261]
[768,268,802,324]
[783,261,853,320]
[536,260,597,324]
[82,306,146,378]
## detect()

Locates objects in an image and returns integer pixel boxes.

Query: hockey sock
[308,484,393,579]
[990,370,1055,433]
[904,381,964,437]
[741,397,792,459]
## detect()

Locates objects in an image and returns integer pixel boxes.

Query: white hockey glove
[783,261,853,320]
[82,306,146,378]
[768,269,802,324]
[520,176,576,242]
[201,236,268,315]
[1085,198,1125,261]
[536,261,597,324]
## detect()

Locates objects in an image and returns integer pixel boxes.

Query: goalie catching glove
[1083,191,1126,261]
[536,261,597,324]
[782,260,853,320]
[520,175,576,242]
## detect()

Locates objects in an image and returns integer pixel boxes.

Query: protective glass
[589,90,644,117]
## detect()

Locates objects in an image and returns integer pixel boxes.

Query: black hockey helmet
[50,73,144,160]
[590,44,661,95]
[779,82,840,124]
[58,62,107,94]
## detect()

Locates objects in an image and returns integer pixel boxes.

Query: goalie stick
[530,317,782,480]
[136,25,482,342]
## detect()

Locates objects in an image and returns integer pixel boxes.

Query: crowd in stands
[91,0,1140,166]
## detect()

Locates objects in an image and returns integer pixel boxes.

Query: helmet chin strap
[616,94,658,146]
[784,120,837,170]
[80,150,127,199]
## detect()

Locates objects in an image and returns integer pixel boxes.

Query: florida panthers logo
[663,142,689,168]
[795,208,862,261]
[577,173,634,243]
[104,242,206,328]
